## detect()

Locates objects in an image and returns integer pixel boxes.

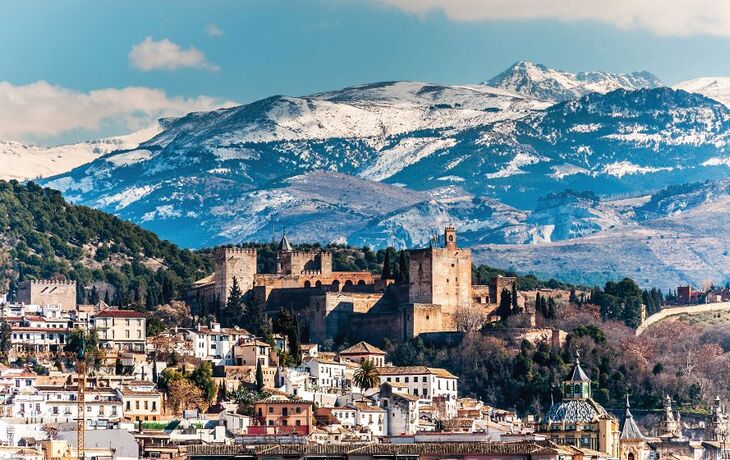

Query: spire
[620,393,645,440]
[568,351,591,383]
[279,232,293,252]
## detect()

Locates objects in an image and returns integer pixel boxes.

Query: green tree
[353,359,380,392]
[0,315,11,361]
[190,361,217,403]
[382,248,393,280]
[222,277,245,327]
[255,360,264,391]
[497,289,512,319]
[397,250,409,284]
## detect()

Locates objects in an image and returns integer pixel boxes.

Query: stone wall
[17,280,77,310]
[408,247,472,311]
[214,248,257,304]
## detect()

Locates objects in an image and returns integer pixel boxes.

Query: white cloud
[206,23,224,37]
[129,36,219,71]
[374,0,730,38]
[0,80,237,143]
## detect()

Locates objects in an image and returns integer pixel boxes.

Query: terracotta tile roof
[340,341,386,356]
[95,309,146,318]
[348,402,385,413]
[188,441,571,457]
[376,365,458,379]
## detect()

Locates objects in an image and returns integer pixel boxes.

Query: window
[126,330,130,339]
[126,319,130,326]
[295,420,301,426]
[144,401,149,410]
[404,377,409,383]
[268,407,273,414]
[136,401,140,410]
[152,402,157,412]
[126,401,131,410]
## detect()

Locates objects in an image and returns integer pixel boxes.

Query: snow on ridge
[96,184,160,210]
[550,164,590,180]
[703,157,730,167]
[674,77,730,108]
[360,137,457,181]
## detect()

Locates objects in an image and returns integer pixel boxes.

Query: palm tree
[353,359,380,393]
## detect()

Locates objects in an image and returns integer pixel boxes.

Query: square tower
[214,247,257,304]
[408,227,472,310]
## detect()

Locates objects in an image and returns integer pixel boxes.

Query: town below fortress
[0,227,728,460]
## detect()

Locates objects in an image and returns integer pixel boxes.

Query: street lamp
[719,429,728,460]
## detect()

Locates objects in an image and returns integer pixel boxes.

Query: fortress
[16,280,77,310]
[189,228,513,345]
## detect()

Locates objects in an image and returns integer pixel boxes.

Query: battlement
[289,250,330,257]
[302,269,323,275]
[214,246,257,255]
[24,280,76,286]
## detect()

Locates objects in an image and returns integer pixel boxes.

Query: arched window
[304,280,311,288]
[628,453,635,460]
[315,280,322,287]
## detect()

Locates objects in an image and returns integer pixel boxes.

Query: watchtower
[214,247,257,304]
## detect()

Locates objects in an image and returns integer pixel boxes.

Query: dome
[544,398,609,424]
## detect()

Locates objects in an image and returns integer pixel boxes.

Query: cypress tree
[398,250,409,284]
[255,360,264,391]
[498,289,512,319]
[382,248,393,280]
[511,282,519,313]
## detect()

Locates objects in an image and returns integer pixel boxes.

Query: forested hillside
[0,180,211,306]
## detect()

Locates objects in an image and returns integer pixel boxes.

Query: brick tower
[214,247,257,304]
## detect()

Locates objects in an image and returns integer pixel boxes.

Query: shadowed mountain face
[35,64,730,289]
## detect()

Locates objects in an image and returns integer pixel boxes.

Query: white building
[346,402,386,436]
[186,323,252,365]
[298,357,347,392]
[376,366,458,418]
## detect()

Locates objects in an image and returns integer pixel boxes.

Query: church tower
[619,395,649,460]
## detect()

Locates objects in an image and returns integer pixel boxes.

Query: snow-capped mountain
[29,63,730,288]
[674,77,730,108]
[0,124,162,181]
[487,61,663,102]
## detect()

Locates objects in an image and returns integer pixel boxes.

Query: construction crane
[75,335,87,460]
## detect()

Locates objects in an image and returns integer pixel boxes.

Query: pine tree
[223,277,244,328]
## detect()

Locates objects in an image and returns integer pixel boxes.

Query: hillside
[0,180,211,306]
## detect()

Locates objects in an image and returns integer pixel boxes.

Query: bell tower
[444,226,457,250]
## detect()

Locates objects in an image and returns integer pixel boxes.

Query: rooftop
[95,309,146,318]
[340,341,386,356]
[376,365,457,379]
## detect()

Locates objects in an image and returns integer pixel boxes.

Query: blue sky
[3,0,730,144]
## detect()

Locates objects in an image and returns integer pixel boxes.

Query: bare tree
[454,305,487,333]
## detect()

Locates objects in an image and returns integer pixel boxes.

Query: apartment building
[92,309,146,353]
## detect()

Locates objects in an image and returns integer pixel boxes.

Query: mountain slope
[475,179,730,290]
[487,61,663,102]
[40,83,730,252]
[0,124,162,181]
[674,77,730,108]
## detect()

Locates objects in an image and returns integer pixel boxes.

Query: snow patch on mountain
[360,137,456,181]
[601,161,673,178]
[0,124,162,181]
[674,77,730,108]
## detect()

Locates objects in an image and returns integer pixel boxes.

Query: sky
[4,0,730,144]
